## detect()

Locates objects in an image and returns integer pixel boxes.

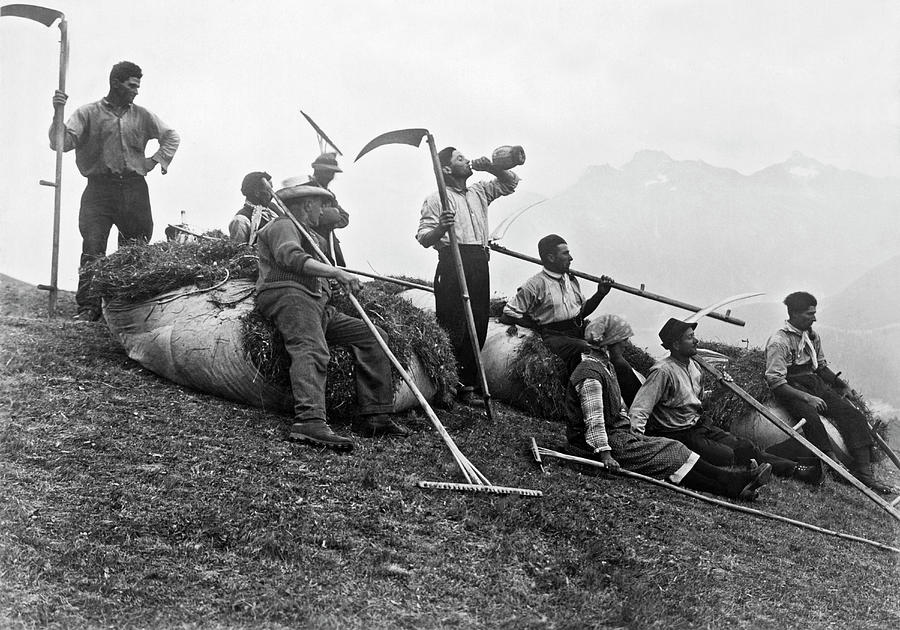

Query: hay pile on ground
[88,238,258,303]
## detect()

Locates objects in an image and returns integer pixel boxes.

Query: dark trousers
[654,421,797,477]
[76,176,152,310]
[540,326,590,376]
[774,373,872,452]
[255,288,394,421]
[434,245,490,389]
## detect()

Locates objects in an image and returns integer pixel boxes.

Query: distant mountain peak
[623,150,673,171]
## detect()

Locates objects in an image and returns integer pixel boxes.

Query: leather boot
[354,414,410,438]
[736,462,773,501]
[289,419,354,450]
[851,447,895,495]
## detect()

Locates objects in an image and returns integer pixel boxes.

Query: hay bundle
[88,239,258,303]
[507,334,655,422]
[92,240,457,417]
[699,342,772,430]
[699,342,887,444]
[242,283,457,417]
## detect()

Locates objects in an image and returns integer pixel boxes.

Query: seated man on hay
[629,318,818,483]
[500,234,642,404]
[765,291,891,493]
[229,171,278,245]
[565,314,773,501]
[255,182,409,450]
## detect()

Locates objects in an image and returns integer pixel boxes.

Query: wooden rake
[530,438,899,554]
[263,181,540,498]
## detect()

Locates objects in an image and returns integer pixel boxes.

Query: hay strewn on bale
[89,239,457,418]
[507,332,656,422]
[698,342,888,447]
[88,238,258,303]
[698,342,772,430]
[242,283,458,418]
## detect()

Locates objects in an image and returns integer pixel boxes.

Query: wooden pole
[693,356,900,523]
[424,133,494,420]
[39,16,67,318]
[488,242,746,327]
[535,443,900,554]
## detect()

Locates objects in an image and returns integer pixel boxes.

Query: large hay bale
[92,241,457,417]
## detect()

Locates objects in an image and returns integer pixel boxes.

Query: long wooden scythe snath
[1,3,67,317]
[531,439,899,554]
[488,242,747,327]
[261,179,539,497]
[356,129,495,420]
[694,356,900,523]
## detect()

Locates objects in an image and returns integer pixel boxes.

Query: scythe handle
[694,356,900,522]
[488,243,746,327]
[424,133,494,421]
[48,16,67,318]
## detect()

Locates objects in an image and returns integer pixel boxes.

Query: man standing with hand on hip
[50,60,180,321]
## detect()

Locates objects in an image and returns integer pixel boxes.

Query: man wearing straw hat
[629,318,815,482]
[565,314,773,500]
[255,182,408,449]
[416,146,519,404]
[302,152,350,266]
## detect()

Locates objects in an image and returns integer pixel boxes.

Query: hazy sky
[1,0,898,293]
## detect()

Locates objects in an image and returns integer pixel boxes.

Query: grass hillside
[1,275,899,629]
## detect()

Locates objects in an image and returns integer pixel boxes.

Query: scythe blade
[300,110,343,156]
[0,3,63,26]
[355,128,429,162]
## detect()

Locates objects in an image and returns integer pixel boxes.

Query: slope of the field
[0,274,898,629]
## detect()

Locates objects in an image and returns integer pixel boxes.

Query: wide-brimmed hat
[276,179,335,203]
[658,318,697,348]
[311,152,342,172]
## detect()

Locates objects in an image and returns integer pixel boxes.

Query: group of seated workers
[504,234,893,498]
[229,164,893,498]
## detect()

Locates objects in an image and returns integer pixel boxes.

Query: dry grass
[1,276,899,629]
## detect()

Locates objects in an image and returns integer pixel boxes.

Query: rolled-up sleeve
[764,340,790,390]
[144,110,180,173]
[49,106,86,152]
[477,171,520,204]
[416,193,442,247]
[503,281,536,320]
[628,369,666,433]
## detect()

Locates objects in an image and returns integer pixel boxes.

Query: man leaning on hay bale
[629,318,821,484]
[254,181,409,450]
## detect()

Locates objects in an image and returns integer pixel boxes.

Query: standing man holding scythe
[416,146,520,406]
[49,60,180,321]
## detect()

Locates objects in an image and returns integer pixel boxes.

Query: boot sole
[289,432,354,451]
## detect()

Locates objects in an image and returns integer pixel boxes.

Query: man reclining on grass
[565,315,773,500]
[255,182,409,450]
[629,318,820,484]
